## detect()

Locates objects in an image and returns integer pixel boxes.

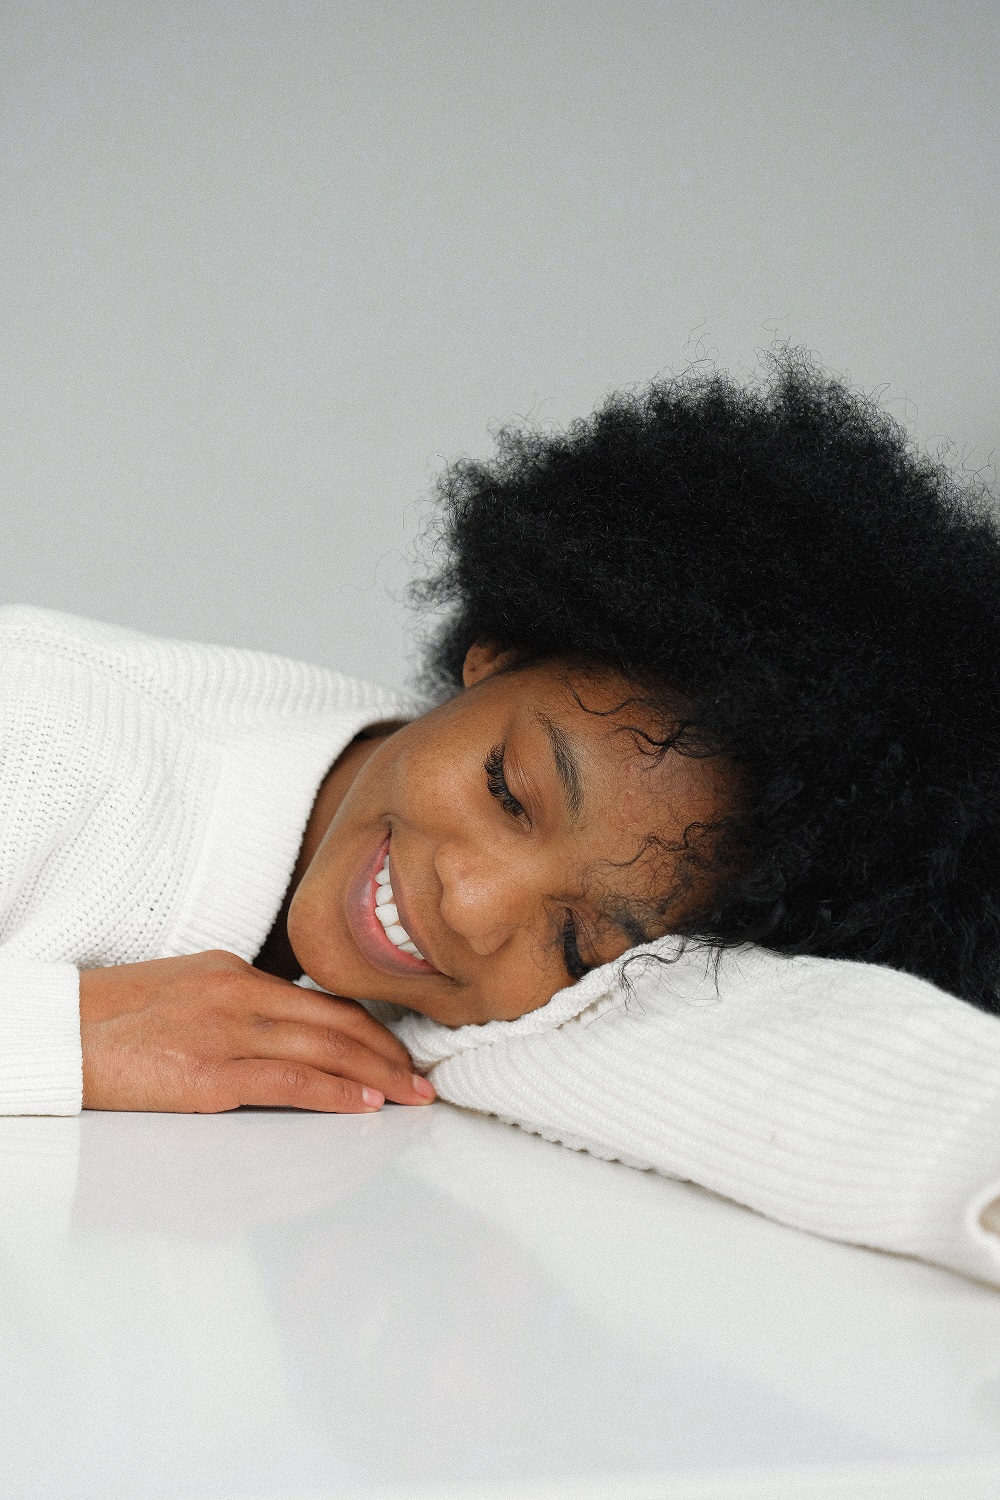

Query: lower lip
[345,833,438,977]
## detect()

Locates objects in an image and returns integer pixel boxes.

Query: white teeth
[372,854,425,960]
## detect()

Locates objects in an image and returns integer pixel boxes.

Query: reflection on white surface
[2,1105,1000,1499]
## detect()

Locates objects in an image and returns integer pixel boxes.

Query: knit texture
[354,940,1000,1286]
[0,605,411,1114]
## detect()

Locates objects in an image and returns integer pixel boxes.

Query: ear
[462,641,519,688]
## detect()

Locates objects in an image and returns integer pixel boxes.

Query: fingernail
[362,1087,384,1109]
[411,1074,435,1101]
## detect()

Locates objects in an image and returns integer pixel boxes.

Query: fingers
[78,950,435,1115]
[242,1018,434,1106]
[221,1059,388,1113]
[257,981,416,1072]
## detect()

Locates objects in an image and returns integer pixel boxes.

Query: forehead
[513,662,733,934]
[518,658,670,727]
[517,660,731,833]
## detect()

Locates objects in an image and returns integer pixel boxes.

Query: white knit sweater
[375,946,1000,1285]
[4,604,1000,1286]
[0,605,411,1112]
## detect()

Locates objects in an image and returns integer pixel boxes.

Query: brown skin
[80,646,735,1112]
[289,645,735,1025]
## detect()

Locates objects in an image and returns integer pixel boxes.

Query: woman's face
[287,648,736,1027]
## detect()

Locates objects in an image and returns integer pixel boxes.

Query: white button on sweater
[4,604,1000,1286]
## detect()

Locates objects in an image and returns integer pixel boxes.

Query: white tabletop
[3,1103,1000,1500]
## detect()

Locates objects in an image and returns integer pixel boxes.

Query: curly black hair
[413,349,1000,1013]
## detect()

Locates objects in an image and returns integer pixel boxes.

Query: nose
[433,841,533,958]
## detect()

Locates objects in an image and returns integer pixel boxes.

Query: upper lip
[388,851,441,973]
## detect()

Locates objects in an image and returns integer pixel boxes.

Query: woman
[3,349,999,1117]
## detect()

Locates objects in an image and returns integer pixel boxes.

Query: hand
[79,950,435,1114]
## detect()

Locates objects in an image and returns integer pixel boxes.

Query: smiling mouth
[372,854,425,958]
[345,834,439,977]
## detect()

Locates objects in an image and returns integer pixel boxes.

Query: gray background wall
[3,0,997,690]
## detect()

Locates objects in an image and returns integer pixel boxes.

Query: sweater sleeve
[0,604,413,1117]
[387,941,1000,1287]
[0,960,83,1115]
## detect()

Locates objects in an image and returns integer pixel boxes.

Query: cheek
[380,722,480,823]
[429,942,563,1026]
[284,877,323,970]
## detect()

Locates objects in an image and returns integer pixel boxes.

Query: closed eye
[560,911,592,982]
[485,744,591,981]
[484,743,528,822]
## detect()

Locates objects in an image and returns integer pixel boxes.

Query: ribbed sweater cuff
[0,960,82,1114]
[413,953,1000,1286]
[428,1043,1000,1287]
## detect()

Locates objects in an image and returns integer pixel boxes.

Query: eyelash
[483,743,592,983]
[560,911,591,982]
[484,743,527,821]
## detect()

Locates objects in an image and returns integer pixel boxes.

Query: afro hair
[413,349,1000,1013]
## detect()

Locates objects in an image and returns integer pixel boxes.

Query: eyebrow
[536,712,584,819]
[535,712,659,951]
